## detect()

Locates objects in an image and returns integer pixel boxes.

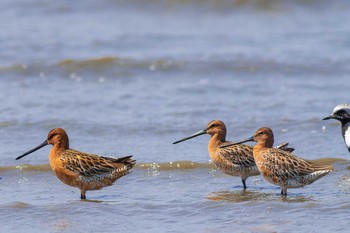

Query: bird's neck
[253,142,271,161]
[255,139,273,150]
[49,142,69,161]
[208,133,226,152]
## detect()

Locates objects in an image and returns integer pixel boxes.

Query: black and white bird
[323,104,350,152]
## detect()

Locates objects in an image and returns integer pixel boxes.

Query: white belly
[344,125,350,149]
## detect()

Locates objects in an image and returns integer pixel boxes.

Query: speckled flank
[174,120,259,188]
[229,127,333,196]
[17,128,136,199]
[174,120,293,189]
[208,140,260,186]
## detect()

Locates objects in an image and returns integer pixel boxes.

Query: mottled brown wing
[259,148,324,180]
[60,149,124,177]
[100,155,136,170]
[218,142,256,167]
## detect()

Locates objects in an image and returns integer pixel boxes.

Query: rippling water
[1,0,350,232]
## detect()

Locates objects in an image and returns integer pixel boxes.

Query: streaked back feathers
[60,149,135,177]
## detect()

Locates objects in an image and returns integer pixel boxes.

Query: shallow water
[1,0,350,232]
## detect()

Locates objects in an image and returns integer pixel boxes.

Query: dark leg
[81,191,86,200]
[242,179,247,189]
[281,188,287,196]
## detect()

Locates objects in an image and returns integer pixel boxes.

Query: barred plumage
[221,127,332,196]
[16,128,135,199]
[174,120,293,189]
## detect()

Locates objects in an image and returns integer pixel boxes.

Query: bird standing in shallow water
[221,127,333,196]
[16,128,135,200]
[173,120,294,189]
[323,104,350,152]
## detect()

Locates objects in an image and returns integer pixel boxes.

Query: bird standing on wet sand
[221,127,333,196]
[323,104,350,152]
[173,120,294,189]
[16,128,135,200]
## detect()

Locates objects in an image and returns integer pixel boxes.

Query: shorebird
[173,120,294,189]
[16,128,135,200]
[323,104,350,152]
[221,127,333,196]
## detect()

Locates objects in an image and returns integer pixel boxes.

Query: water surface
[1,0,350,232]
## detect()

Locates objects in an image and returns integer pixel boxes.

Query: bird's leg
[241,179,247,189]
[281,187,287,196]
[80,190,86,200]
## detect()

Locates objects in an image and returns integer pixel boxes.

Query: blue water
[1,0,350,232]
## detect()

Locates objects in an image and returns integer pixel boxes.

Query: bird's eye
[48,133,57,140]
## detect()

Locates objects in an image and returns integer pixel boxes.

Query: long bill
[220,136,255,148]
[16,140,49,160]
[322,115,334,120]
[173,129,207,144]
